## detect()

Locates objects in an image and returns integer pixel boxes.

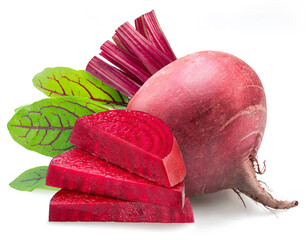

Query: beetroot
[46,148,185,208]
[49,190,194,223]
[128,51,298,209]
[70,110,186,187]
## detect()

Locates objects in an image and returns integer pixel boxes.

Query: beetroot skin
[128,51,297,209]
[49,190,194,223]
[46,148,185,208]
[70,110,186,187]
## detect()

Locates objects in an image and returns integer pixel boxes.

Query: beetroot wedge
[70,110,186,187]
[46,149,185,208]
[49,190,194,223]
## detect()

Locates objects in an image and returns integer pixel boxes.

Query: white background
[1,0,305,239]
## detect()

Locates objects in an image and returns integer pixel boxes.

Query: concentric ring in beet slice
[70,110,186,187]
[49,190,194,223]
[46,148,185,208]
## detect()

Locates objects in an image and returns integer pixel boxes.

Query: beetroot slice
[70,110,186,187]
[49,190,194,223]
[46,149,185,208]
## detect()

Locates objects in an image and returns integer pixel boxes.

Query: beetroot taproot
[49,190,194,223]
[46,148,185,208]
[127,51,298,209]
[70,110,186,187]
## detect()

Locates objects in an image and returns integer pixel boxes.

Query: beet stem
[86,56,141,98]
[135,10,177,61]
[100,40,151,83]
[115,22,172,75]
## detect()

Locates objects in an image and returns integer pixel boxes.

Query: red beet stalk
[46,148,185,208]
[135,10,176,61]
[115,22,172,75]
[49,190,194,223]
[100,40,151,84]
[86,10,176,97]
[70,110,186,187]
[86,56,140,98]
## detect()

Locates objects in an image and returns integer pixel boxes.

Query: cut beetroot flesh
[70,110,186,187]
[49,190,194,223]
[46,149,185,208]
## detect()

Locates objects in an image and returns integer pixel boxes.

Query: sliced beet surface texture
[46,149,185,208]
[70,110,186,187]
[49,190,194,223]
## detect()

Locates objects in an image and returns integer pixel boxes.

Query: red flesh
[70,110,186,187]
[49,190,194,223]
[128,51,298,209]
[46,149,185,208]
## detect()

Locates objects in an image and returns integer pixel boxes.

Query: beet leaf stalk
[135,10,176,61]
[86,10,176,97]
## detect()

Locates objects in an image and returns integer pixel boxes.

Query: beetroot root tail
[234,157,298,209]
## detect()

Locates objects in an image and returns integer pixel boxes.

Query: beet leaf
[7,96,111,157]
[33,67,128,108]
[9,166,59,192]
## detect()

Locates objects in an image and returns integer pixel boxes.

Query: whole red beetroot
[128,51,297,209]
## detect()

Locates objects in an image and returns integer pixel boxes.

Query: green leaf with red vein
[9,166,59,192]
[7,96,111,157]
[32,67,129,109]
